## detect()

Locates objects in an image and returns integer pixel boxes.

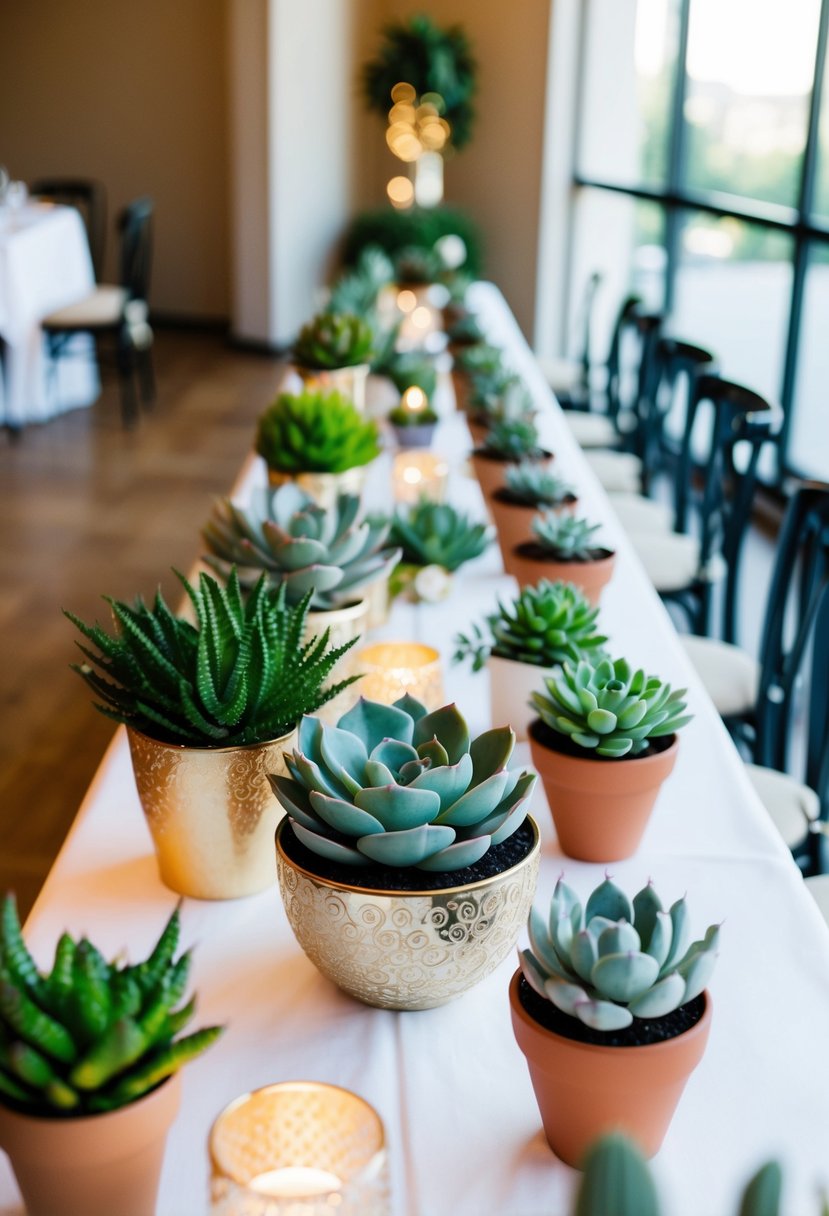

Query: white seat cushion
[805,874,829,928]
[537,354,582,396]
[629,531,727,593]
[609,492,673,534]
[565,412,618,448]
[43,284,127,328]
[680,634,760,717]
[745,762,817,849]
[584,449,642,493]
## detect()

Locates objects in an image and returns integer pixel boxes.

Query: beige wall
[0,0,230,319]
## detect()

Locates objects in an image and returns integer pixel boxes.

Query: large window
[572,0,829,481]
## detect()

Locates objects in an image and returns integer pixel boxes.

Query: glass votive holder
[209,1082,389,1216]
[355,642,445,709]
[392,450,449,504]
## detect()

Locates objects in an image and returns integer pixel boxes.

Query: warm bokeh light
[391,81,417,103]
[397,289,417,313]
[401,385,428,413]
[411,306,432,330]
[389,102,417,125]
[387,176,415,208]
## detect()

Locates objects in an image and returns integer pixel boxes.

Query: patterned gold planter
[127,727,295,900]
[306,598,370,722]
[266,466,368,512]
[295,363,370,413]
[275,817,541,1010]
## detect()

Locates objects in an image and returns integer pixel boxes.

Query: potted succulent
[510,876,718,1166]
[65,571,357,898]
[464,373,530,446]
[504,511,615,604]
[451,340,503,413]
[292,309,376,411]
[388,387,440,449]
[0,897,222,1216]
[527,657,691,860]
[202,484,401,643]
[270,695,539,1010]
[453,581,607,740]
[489,461,578,568]
[387,498,493,601]
[255,388,382,510]
[471,413,553,501]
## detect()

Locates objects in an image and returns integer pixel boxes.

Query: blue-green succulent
[269,696,536,871]
[520,876,720,1031]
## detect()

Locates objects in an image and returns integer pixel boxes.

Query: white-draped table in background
[0,202,98,426]
[4,284,828,1216]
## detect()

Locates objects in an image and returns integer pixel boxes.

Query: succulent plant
[453,581,607,673]
[293,310,375,370]
[520,875,719,1031]
[65,571,358,747]
[383,351,439,400]
[389,403,439,428]
[270,696,536,871]
[531,511,605,561]
[531,656,691,758]
[394,244,443,286]
[446,310,484,346]
[327,246,394,318]
[255,389,382,475]
[202,485,401,609]
[388,499,492,573]
[576,1136,785,1216]
[482,414,543,460]
[454,341,504,377]
[502,461,576,507]
[0,895,222,1115]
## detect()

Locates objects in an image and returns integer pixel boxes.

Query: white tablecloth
[0,203,99,426]
[4,284,829,1216]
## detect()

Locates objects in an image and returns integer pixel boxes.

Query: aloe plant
[65,571,358,747]
[0,895,221,1115]
[531,656,691,758]
[576,1136,786,1216]
[531,512,605,561]
[255,389,381,475]
[454,581,607,673]
[293,310,375,370]
[270,696,536,871]
[520,876,719,1032]
[388,500,492,572]
[202,485,400,609]
[502,462,576,507]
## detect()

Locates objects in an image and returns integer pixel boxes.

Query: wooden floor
[0,331,284,916]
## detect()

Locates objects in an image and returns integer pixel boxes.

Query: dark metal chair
[41,197,154,427]
[31,178,107,281]
[540,270,603,411]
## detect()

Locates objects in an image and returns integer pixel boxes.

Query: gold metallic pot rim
[208,1079,386,1177]
[276,813,540,898]
[126,724,296,757]
[266,463,373,479]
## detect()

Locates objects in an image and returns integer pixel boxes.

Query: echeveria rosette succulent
[532,512,604,561]
[520,876,720,1031]
[270,696,536,872]
[503,462,576,508]
[483,414,542,461]
[455,342,504,377]
[202,484,401,609]
[293,310,375,370]
[454,580,608,673]
[388,500,492,574]
[531,657,692,758]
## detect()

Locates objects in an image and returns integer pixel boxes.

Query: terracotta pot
[504,545,615,604]
[295,362,370,413]
[470,449,553,502]
[266,465,368,512]
[466,414,488,448]
[0,1073,181,1216]
[276,817,540,1010]
[489,493,578,571]
[528,721,679,861]
[127,726,295,900]
[450,367,471,413]
[487,654,555,742]
[509,971,711,1166]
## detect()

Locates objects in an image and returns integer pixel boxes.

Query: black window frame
[573,0,829,484]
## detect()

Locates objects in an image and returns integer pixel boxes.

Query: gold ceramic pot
[127,726,295,901]
[306,598,370,722]
[266,466,368,512]
[365,573,391,630]
[295,363,370,413]
[275,817,541,1011]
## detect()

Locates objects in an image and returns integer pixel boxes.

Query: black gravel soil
[513,542,614,563]
[528,718,674,763]
[473,447,553,464]
[280,818,536,892]
[518,975,705,1048]
[492,488,578,509]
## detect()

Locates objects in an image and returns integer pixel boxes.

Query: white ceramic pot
[487,654,555,742]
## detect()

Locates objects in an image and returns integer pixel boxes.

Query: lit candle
[356,642,445,708]
[249,1167,342,1198]
[392,451,448,504]
[400,385,428,415]
[397,289,417,315]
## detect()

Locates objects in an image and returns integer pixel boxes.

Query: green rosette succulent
[202,485,400,609]
[531,511,605,561]
[454,581,607,673]
[388,499,492,573]
[445,309,483,345]
[482,414,543,460]
[502,462,576,507]
[454,341,504,377]
[531,656,691,758]
[383,352,439,400]
[269,695,536,872]
[0,896,222,1115]
[520,876,719,1031]
[327,247,394,318]
[255,389,381,475]
[293,310,375,370]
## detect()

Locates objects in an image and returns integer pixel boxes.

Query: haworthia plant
[0,895,222,1115]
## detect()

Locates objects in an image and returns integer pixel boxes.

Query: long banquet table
[5,283,829,1216]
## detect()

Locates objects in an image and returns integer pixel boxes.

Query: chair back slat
[118,197,153,302]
